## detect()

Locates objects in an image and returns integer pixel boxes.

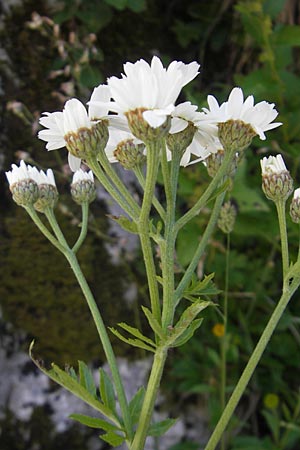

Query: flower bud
[218,119,256,151]
[125,108,171,142]
[261,154,293,202]
[65,120,109,161]
[167,123,196,153]
[218,201,237,234]
[290,188,300,224]
[31,168,58,212]
[113,140,146,169]
[6,161,39,206]
[205,149,239,178]
[71,169,96,204]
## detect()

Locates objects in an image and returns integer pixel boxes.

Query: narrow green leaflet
[99,368,116,413]
[78,361,97,398]
[70,413,120,432]
[100,431,126,447]
[171,318,203,348]
[129,387,145,425]
[117,322,157,347]
[165,301,211,347]
[29,342,117,424]
[141,306,165,340]
[183,273,221,302]
[107,215,138,234]
[109,328,156,353]
[147,418,177,437]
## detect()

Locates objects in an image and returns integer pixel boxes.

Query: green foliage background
[1,0,300,448]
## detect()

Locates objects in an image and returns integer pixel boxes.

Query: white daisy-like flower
[203,87,282,140]
[6,160,33,186]
[72,169,94,184]
[71,169,96,204]
[38,85,111,171]
[260,154,287,175]
[168,102,218,166]
[293,188,300,200]
[261,154,293,202]
[106,56,200,128]
[105,128,143,163]
[29,167,56,186]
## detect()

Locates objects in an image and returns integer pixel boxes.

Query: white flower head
[72,169,94,184]
[203,87,282,140]
[105,128,143,163]
[107,56,200,129]
[6,160,33,186]
[29,167,56,187]
[293,188,300,200]
[261,154,293,202]
[167,102,219,166]
[71,169,96,204]
[260,154,287,175]
[38,85,111,171]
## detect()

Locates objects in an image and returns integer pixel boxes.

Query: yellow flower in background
[264,393,279,410]
[212,323,225,337]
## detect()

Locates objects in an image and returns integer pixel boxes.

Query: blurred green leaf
[129,387,145,424]
[70,413,120,432]
[147,418,177,437]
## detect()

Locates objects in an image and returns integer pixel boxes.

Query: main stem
[204,276,300,450]
[130,348,168,450]
[138,139,162,323]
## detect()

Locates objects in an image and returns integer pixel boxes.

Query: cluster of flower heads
[5,160,95,210]
[36,56,282,170]
[7,56,289,213]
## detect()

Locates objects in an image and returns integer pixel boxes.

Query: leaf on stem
[70,413,120,432]
[29,342,119,424]
[78,360,97,397]
[147,418,177,437]
[183,273,221,302]
[129,386,146,425]
[109,326,156,353]
[100,431,126,447]
[107,215,138,234]
[99,368,117,413]
[142,306,166,340]
[165,300,211,348]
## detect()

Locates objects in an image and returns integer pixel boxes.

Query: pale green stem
[138,139,162,323]
[130,347,168,450]
[133,165,166,221]
[220,233,230,450]
[38,208,133,440]
[174,148,235,233]
[161,146,181,328]
[87,157,139,221]
[204,273,300,450]
[174,192,226,305]
[96,151,141,219]
[72,202,89,253]
[24,206,66,253]
[275,200,289,278]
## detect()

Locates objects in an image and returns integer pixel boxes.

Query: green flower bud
[218,119,256,151]
[65,120,109,161]
[113,140,146,169]
[290,188,300,224]
[71,169,96,204]
[261,155,293,202]
[6,161,39,207]
[218,201,237,234]
[125,108,171,142]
